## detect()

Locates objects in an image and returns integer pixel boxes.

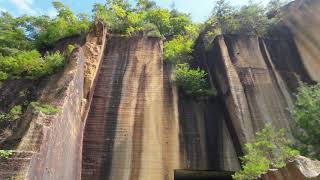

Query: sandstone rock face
[0,20,108,180]
[24,49,85,179]
[259,156,320,180]
[280,0,320,82]
[0,47,86,180]
[177,97,241,171]
[0,0,319,179]
[189,0,320,172]
[0,152,34,179]
[83,20,107,100]
[0,79,40,146]
[21,48,85,180]
[81,36,180,180]
[210,35,298,143]
[191,33,319,172]
[80,35,242,180]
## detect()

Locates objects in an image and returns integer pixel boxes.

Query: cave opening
[174,170,234,180]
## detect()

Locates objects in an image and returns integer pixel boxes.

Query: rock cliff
[0,0,319,179]
[259,156,320,180]
[81,35,180,180]
[0,20,107,180]
[190,0,320,172]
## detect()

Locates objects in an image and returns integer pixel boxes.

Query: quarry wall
[0,0,319,179]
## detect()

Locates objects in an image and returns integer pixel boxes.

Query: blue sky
[0,0,271,22]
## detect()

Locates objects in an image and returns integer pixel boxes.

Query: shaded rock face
[191,33,318,171]
[0,79,40,146]
[81,36,180,180]
[190,0,320,172]
[177,97,241,171]
[277,0,320,82]
[211,35,297,143]
[259,156,320,180]
[0,152,34,179]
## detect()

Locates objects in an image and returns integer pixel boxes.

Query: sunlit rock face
[0,47,86,180]
[81,36,181,180]
[258,156,320,180]
[0,21,107,180]
[80,35,244,180]
[0,0,319,179]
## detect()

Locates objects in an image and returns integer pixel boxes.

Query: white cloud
[9,0,38,15]
[0,7,6,12]
[47,8,58,18]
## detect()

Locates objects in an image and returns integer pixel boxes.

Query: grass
[0,150,15,159]
[31,102,60,115]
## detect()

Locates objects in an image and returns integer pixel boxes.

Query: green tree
[164,35,194,64]
[93,1,134,34]
[233,2,270,35]
[35,1,90,50]
[292,82,320,160]
[212,0,238,33]
[267,0,287,18]
[209,0,286,37]
[233,124,299,180]
[0,50,65,81]
[137,0,157,10]
[93,0,196,38]
[145,8,172,36]
[0,12,33,55]
[169,10,193,38]
[175,63,216,97]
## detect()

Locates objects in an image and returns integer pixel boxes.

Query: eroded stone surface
[259,156,320,180]
[0,0,319,179]
[81,36,180,180]
[83,20,107,99]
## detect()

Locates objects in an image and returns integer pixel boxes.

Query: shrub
[34,2,90,49]
[93,1,195,38]
[175,63,216,97]
[292,82,320,159]
[42,51,65,75]
[0,50,65,80]
[0,71,8,81]
[209,0,287,37]
[94,3,142,34]
[0,105,23,122]
[31,102,60,115]
[170,12,193,37]
[0,12,33,54]
[143,23,162,38]
[8,105,22,120]
[0,150,15,159]
[233,124,299,180]
[65,44,76,58]
[145,8,172,36]
[0,3,90,52]
[164,35,194,64]
[0,114,6,122]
